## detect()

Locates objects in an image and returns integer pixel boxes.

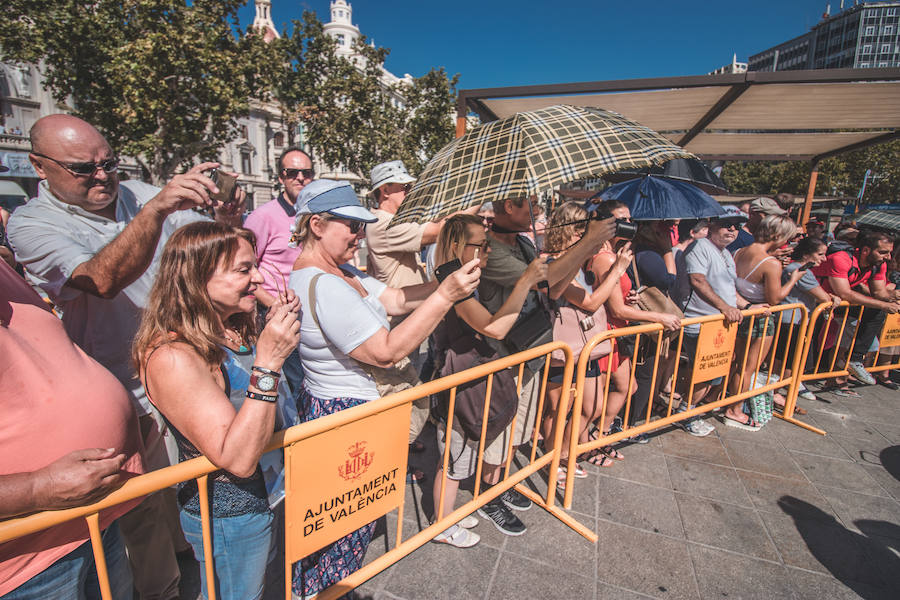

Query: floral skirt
[292,386,376,599]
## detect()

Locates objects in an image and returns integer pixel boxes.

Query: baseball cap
[369,160,416,193]
[296,179,377,223]
[749,197,787,216]
[711,205,748,224]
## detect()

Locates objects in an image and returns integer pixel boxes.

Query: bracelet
[245,390,278,403]
[251,365,280,377]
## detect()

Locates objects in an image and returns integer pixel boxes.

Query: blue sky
[239,0,845,89]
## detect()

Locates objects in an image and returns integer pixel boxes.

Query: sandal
[585,449,615,467]
[599,444,624,461]
[833,386,861,398]
[723,414,761,431]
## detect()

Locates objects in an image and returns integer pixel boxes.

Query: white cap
[369,160,415,193]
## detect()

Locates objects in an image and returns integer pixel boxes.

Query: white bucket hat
[369,160,416,194]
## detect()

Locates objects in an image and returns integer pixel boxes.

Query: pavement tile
[777,427,855,460]
[757,509,886,584]
[860,463,900,501]
[659,430,731,467]
[665,455,752,507]
[595,581,658,600]
[786,567,896,600]
[736,470,838,521]
[675,492,779,561]
[806,411,890,441]
[816,485,900,542]
[596,477,684,538]
[791,451,887,496]
[688,544,798,600]
[593,519,699,600]
[376,540,500,600]
[873,423,900,444]
[863,534,900,591]
[829,433,892,466]
[594,441,672,488]
[489,552,594,599]
[721,438,807,481]
[502,511,597,574]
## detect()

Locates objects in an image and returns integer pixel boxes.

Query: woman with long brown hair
[133,221,300,600]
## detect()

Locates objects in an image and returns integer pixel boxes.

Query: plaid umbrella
[390,104,693,226]
[856,209,900,233]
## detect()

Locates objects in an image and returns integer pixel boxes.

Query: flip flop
[723,414,761,431]
[833,386,861,398]
[585,449,615,467]
[599,444,624,461]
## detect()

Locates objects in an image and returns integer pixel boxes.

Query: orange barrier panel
[796,300,900,389]
[0,342,590,600]
[560,304,820,507]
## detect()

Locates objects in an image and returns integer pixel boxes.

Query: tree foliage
[1,0,276,183]
[275,11,457,182]
[721,140,900,205]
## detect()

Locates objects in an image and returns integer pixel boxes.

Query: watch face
[254,374,277,392]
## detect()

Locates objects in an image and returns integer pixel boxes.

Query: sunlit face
[316,214,366,264]
[206,239,263,320]
[457,223,490,268]
[500,197,538,231]
[31,134,119,213]
[863,239,894,267]
[804,245,827,267]
[708,220,741,249]
[278,150,314,204]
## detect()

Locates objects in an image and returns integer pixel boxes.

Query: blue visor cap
[297,179,377,222]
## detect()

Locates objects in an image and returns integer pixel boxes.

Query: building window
[885,25,894,35]
[865,25,875,35]
[879,61,889,67]
[337,34,345,45]
[888,8,896,16]
[240,125,249,139]
[863,44,872,54]
[860,61,870,67]
[273,132,284,147]
[241,151,252,175]
[882,44,891,53]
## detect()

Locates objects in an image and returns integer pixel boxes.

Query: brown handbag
[550,302,612,365]
[632,259,684,320]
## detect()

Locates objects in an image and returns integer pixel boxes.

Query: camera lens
[614,218,638,240]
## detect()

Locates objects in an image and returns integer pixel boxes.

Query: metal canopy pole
[801,162,819,228]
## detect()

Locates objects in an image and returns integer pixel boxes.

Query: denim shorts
[4,521,132,600]
[180,509,275,600]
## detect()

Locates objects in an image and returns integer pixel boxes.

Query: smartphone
[208,169,237,205]
[434,259,462,283]
[798,262,816,272]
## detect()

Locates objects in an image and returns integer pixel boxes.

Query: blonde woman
[543,201,633,472]
[727,214,801,428]
[427,213,548,546]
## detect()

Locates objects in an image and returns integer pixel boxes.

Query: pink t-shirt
[0,262,144,596]
[244,196,303,299]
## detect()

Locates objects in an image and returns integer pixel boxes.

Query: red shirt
[0,262,144,596]
[812,249,887,295]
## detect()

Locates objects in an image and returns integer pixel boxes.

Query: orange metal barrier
[559,304,818,506]
[796,300,900,390]
[0,342,589,600]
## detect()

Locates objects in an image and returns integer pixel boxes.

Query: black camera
[593,210,638,240]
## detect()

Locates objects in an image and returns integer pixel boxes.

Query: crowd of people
[2,113,900,599]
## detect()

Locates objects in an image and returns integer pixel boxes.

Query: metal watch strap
[251,365,280,377]
[245,390,278,403]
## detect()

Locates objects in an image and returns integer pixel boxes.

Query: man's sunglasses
[465,240,491,252]
[32,152,119,176]
[281,168,315,180]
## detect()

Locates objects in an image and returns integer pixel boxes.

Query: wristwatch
[250,372,278,392]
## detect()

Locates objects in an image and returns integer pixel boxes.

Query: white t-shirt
[289,265,389,400]
[683,237,737,335]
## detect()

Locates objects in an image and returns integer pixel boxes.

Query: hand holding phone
[208,169,238,206]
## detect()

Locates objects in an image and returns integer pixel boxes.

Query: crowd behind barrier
[4,298,899,599]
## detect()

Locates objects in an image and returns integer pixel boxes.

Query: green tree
[720,140,900,205]
[276,12,457,182]
[1,0,276,183]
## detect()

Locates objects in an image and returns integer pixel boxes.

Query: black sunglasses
[32,152,119,176]
[465,240,490,252]
[325,216,366,234]
[281,168,315,180]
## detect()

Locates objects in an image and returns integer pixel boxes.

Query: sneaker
[499,488,532,511]
[477,499,527,536]
[456,514,478,529]
[798,383,817,401]
[847,361,876,386]
[677,418,715,437]
[432,524,480,547]
[609,416,649,444]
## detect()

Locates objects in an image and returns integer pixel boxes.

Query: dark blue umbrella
[593,175,725,221]
[602,157,728,195]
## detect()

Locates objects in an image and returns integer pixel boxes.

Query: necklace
[223,329,249,353]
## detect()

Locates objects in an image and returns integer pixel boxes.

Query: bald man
[7,114,245,600]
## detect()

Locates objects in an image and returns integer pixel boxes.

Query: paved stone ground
[179,378,900,600]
